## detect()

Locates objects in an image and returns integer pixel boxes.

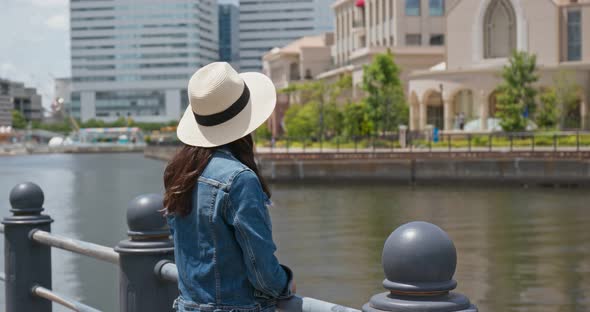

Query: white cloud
[45,14,68,31]
[30,0,68,8]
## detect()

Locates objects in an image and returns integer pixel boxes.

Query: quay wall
[0,144,144,156]
[145,145,590,184]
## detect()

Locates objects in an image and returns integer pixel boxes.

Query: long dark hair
[163,134,270,216]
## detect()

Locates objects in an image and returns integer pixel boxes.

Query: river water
[0,153,588,312]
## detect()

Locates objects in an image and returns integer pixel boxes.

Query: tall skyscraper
[219,3,240,70]
[239,0,334,72]
[70,0,219,122]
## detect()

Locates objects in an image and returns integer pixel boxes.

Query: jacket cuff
[277,264,294,300]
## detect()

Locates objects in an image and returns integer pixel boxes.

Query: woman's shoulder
[200,149,251,187]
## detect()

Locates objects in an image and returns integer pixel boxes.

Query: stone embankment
[145,145,590,185]
[1,144,145,156]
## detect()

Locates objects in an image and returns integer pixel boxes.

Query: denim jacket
[167,148,293,312]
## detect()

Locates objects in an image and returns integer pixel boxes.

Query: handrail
[30,230,119,264]
[32,285,102,312]
[153,261,361,312]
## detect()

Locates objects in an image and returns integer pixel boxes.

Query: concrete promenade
[145,145,590,185]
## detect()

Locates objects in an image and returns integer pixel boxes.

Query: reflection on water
[0,154,589,312]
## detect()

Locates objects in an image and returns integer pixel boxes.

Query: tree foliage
[496,51,539,132]
[283,101,319,138]
[11,110,27,129]
[281,75,351,138]
[362,50,408,134]
[536,88,559,129]
[552,70,581,129]
[342,101,374,136]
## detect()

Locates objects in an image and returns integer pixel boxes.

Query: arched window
[484,0,516,59]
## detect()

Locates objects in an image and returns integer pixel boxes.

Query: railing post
[363,221,477,312]
[115,194,176,312]
[3,182,53,312]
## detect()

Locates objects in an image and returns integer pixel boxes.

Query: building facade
[239,0,334,72]
[219,3,240,70]
[319,0,456,97]
[262,33,335,136]
[408,0,590,131]
[0,79,43,127]
[70,0,218,122]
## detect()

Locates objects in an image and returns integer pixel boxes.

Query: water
[0,154,589,312]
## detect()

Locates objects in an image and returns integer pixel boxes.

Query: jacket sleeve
[226,169,293,299]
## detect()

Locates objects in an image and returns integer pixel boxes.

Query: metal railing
[149,131,590,155]
[0,182,478,312]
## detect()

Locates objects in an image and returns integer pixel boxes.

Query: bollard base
[362,291,478,312]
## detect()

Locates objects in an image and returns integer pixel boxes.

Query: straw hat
[177,62,276,147]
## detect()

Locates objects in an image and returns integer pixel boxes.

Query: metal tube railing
[153,261,361,312]
[30,230,119,264]
[32,285,102,312]
[3,182,479,312]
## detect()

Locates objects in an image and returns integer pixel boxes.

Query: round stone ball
[9,182,44,211]
[382,221,457,286]
[127,193,167,233]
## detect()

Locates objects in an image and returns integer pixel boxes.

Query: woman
[164,62,294,312]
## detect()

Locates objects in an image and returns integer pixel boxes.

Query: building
[318,0,454,97]
[0,81,11,127]
[239,0,334,72]
[219,2,240,70]
[408,0,590,131]
[262,33,335,136]
[70,0,219,122]
[51,78,73,120]
[0,78,43,127]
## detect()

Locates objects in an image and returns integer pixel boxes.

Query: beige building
[319,0,457,97]
[262,33,335,136]
[409,0,590,131]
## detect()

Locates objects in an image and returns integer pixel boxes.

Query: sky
[0,0,70,110]
[0,0,241,111]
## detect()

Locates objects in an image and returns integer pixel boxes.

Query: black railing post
[577,131,580,152]
[115,194,176,312]
[362,221,478,312]
[3,182,53,312]
[286,137,290,153]
[302,137,306,153]
[447,134,451,153]
[532,134,535,152]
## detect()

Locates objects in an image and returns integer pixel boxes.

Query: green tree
[281,74,352,138]
[342,101,374,137]
[283,102,319,138]
[536,88,559,129]
[496,51,539,132]
[255,122,272,140]
[553,70,582,129]
[362,50,408,134]
[11,110,27,129]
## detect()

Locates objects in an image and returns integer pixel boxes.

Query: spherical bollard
[9,182,44,213]
[126,193,169,238]
[363,221,478,312]
[3,182,53,312]
[115,194,177,312]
